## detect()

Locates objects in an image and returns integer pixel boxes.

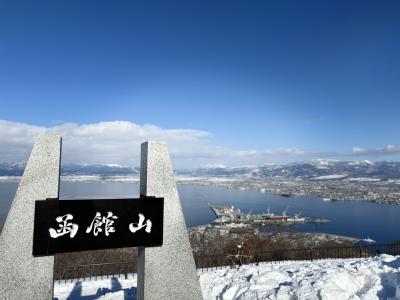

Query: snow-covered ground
[200,255,400,300]
[311,174,348,180]
[54,255,400,300]
[345,177,382,182]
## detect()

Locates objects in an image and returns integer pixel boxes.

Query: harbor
[209,205,330,225]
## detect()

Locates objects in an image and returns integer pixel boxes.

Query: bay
[0,181,399,243]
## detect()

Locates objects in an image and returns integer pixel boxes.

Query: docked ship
[209,205,329,225]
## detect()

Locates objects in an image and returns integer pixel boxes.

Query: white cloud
[352,145,400,155]
[0,119,321,168]
[0,120,46,162]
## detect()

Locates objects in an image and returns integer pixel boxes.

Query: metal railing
[194,242,400,270]
[54,242,400,281]
[54,261,137,282]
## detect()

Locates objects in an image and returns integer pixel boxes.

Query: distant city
[1,159,400,205]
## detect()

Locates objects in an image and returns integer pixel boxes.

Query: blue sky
[1,0,400,166]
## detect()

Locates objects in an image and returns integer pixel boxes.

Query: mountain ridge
[1,160,400,181]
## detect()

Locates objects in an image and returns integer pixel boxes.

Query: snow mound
[54,255,400,300]
[200,255,400,300]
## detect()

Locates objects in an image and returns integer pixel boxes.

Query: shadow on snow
[54,277,136,300]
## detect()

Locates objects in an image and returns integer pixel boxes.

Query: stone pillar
[138,141,203,300]
[0,134,61,299]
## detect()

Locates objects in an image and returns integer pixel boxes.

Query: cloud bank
[0,120,321,168]
[1,120,398,168]
[352,145,400,156]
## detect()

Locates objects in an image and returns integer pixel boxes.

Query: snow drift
[54,255,400,300]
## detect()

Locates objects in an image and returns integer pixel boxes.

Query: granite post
[138,141,203,300]
[0,134,61,299]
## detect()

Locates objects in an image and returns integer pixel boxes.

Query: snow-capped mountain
[61,164,139,176]
[0,162,138,176]
[176,160,400,181]
[2,160,400,181]
[0,161,27,176]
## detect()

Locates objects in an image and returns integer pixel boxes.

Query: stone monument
[0,134,61,299]
[0,137,203,299]
[138,141,203,300]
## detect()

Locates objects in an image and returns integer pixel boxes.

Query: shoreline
[188,223,364,257]
[1,175,399,205]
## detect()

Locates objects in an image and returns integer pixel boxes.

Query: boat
[209,205,326,225]
[280,193,292,197]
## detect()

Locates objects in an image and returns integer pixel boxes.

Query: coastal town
[174,160,400,205]
[177,176,400,205]
[2,160,400,205]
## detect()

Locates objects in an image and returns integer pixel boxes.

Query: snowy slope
[54,255,400,300]
[199,255,400,300]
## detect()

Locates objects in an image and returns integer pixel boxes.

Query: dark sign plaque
[33,196,163,256]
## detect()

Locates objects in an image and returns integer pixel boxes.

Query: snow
[316,165,330,169]
[60,176,139,183]
[347,160,375,166]
[199,255,400,300]
[388,179,400,185]
[176,176,237,182]
[54,255,400,300]
[312,174,348,180]
[0,176,21,182]
[102,164,127,168]
[54,274,137,300]
[345,177,381,182]
[312,159,339,166]
[202,164,227,169]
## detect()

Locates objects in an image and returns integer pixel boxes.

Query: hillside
[2,160,400,182]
